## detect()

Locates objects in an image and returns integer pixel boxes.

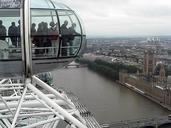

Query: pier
[65,63,87,68]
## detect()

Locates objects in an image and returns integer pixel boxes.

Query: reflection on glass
[72,36,81,55]
[53,2,70,10]
[31,0,53,9]
[79,36,86,55]
[60,36,81,57]
[67,12,81,34]
[0,9,21,60]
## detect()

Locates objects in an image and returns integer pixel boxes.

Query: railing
[0,35,81,59]
[0,45,80,60]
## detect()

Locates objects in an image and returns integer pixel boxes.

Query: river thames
[52,68,170,124]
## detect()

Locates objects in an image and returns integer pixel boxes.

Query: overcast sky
[57,0,171,37]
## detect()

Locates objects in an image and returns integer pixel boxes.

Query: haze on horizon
[56,0,171,38]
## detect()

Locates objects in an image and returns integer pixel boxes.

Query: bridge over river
[103,116,171,128]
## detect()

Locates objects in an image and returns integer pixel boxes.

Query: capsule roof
[0,0,71,10]
[31,0,71,10]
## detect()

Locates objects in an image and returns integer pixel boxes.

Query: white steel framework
[0,77,87,128]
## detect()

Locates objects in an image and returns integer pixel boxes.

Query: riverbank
[76,58,171,111]
[76,58,138,81]
[117,81,171,111]
[53,68,169,123]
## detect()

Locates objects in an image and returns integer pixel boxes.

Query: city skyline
[56,0,171,38]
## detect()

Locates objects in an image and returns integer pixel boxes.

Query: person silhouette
[60,20,69,56]
[31,23,36,35]
[8,22,18,47]
[48,21,58,55]
[35,22,44,54]
[68,23,79,55]
[0,20,6,41]
[60,20,69,35]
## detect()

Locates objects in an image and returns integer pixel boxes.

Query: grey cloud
[55,0,171,37]
[124,5,171,18]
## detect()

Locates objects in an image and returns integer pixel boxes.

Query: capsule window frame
[0,7,85,61]
[57,10,83,58]
[30,8,60,59]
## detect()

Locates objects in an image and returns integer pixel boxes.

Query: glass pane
[53,2,70,10]
[31,0,54,9]
[0,0,21,8]
[60,36,81,57]
[76,14,86,35]
[79,36,86,55]
[58,11,72,32]
[31,9,59,58]
[58,11,82,57]
[0,9,21,60]
[66,11,81,35]
[69,36,81,55]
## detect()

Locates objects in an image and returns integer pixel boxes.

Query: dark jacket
[0,25,6,40]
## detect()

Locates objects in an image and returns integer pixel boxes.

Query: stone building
[159,64,167,82]
[153,63,167,87]
[143,50,156,76]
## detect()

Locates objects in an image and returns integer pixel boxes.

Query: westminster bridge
[101,116,171,128]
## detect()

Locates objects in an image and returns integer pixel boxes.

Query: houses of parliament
[119,49,171,110]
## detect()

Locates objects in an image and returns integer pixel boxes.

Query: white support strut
[27,83,87,128]
[32,76,75,108]
[11,86,28,128]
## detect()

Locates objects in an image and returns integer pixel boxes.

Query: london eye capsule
[0,0,86,78]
